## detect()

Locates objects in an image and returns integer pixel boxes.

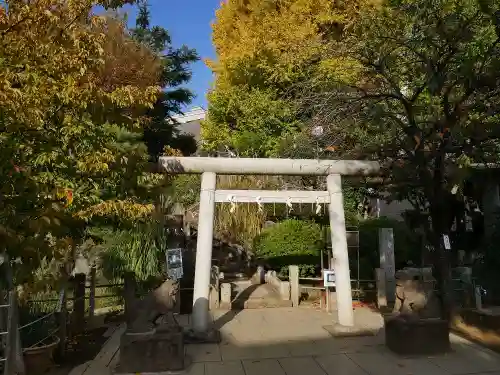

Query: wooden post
[73,273,86,332]
[289,265,300,307]
[124,272,136,327]
[0,290,7,351]
[56,287,67,360]
[88,267,96,319]
[5,291,25,375]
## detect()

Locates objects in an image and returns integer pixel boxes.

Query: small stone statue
[119,278,184,373]
[128,279,180,334]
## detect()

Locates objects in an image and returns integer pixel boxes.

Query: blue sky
[123,0,222,110]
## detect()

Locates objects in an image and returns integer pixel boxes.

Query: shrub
[254,219,324,277]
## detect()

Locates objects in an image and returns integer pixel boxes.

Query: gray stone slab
[287,341,331,357]
[185,343,221,363]
[220,345,258,361]
[205,361,245,375]
[279,357,327,375]
[429,346,500,375]
[252,345,291,359]
[347,352,442,375]
[315,354,367,375]
[184,362,205,375]
[243,359,286,375]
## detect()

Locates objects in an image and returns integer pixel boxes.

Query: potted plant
[19,303,60,375]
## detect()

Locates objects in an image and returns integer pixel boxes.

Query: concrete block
[220,283,232,309]
[280,281,291,301]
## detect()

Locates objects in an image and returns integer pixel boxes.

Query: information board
[323,269,336,287]
[166,248,184,281]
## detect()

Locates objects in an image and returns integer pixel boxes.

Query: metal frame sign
[323,269,336,287]
[166,248,184,281]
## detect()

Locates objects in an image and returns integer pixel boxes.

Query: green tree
[254,219,324,277]
[203,0,380,156]
[303,0,500,319]
[132,1,199,159]
[0,0,161,291]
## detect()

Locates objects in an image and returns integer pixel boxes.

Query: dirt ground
[452,314,500,353]
[47,327,108,375]
[47,312,124,375]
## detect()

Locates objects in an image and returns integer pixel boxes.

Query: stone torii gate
[160,157,380,333]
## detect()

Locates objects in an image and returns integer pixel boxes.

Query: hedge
[253,219,324,277]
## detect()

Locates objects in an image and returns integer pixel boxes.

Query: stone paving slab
[242,359,286,375]
[278,357,328,375]
[314,354,368,375]
[205,361,245,375]
[71,307,500,375]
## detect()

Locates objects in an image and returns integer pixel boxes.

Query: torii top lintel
[159,157,380,176]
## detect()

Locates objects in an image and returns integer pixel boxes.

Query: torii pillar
[160,157,380,333]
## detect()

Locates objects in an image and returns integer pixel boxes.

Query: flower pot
[23,336,60,375]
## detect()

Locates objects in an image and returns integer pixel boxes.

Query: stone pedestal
[323,324,380,337]
[117,326,184,373]
[385,315,450,355]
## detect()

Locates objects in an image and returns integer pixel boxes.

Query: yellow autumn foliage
[0,0,163,286]
[209,0,380,88]
[203,0,382,156]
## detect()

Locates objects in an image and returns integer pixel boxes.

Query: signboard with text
[323,269,336,287]
[166,248,183,281]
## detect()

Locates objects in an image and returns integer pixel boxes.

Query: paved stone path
[71,307,500,375]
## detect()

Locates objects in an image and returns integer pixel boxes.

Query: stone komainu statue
[119,278,184,373]
[128,279,180,334]
[386,268,450,356]
[393,268,441,319]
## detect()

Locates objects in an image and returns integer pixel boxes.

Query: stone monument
[385,267,450,355]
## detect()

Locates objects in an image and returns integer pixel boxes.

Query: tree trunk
[429,138,454,323]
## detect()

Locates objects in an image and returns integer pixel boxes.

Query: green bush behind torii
[254,219,324,277]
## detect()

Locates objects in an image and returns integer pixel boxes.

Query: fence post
[0,290,7,351]
[5,290,25,375]
[73,273,86,332]
[220,283,232,310]
[56,287,67,360]
[289,266,300,307]
[209,266,220,310]
[88,267,96,319]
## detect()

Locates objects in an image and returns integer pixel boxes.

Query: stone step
[237,298,293,309]
[230,283,292,309]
